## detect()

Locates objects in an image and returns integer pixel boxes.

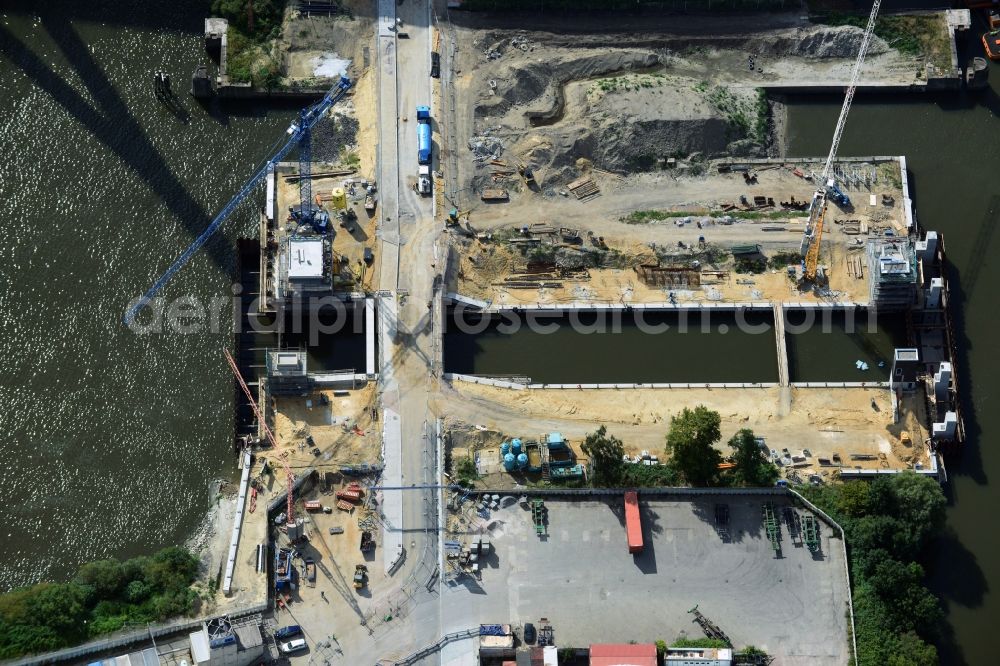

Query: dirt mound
[475,50,661,120]
[746,25,889,59]
[595,118,733,172]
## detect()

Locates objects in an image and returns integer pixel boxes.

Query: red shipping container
[624,491,643,553]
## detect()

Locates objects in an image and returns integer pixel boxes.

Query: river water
[0,1,298,589]
[1,1,996,663]
[784,53,1000,663]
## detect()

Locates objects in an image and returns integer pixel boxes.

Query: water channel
[444,309,778,383]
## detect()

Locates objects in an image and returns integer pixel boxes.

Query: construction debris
[566,176,600,200]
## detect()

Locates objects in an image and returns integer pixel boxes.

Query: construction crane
[802,0,881,282]
[124,75,353,325]
[223,347,296,528]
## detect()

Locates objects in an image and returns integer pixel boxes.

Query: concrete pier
[774,304,790,388]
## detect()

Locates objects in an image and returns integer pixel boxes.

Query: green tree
[726,428,778,487]
[886,472,947,545]
[28,583,87,640]
[75,559,125,599]
[887,632,938,666]
[836,480,872,517]
[211,0,285,40]
[664,406,722,486]
[581,426,624,486]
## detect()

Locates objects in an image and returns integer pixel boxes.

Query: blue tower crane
[124,75,353,325]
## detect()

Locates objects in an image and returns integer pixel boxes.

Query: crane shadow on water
[0,16,229,273]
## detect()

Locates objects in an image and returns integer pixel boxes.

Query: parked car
[430,52,441,78]
[274,625,301,640]
[279,638,307,654]
[523,623,536,644]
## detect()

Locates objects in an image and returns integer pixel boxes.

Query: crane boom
[822,0,881,180]
[124,75,352,325]
[804,0,881,281]
[223,347,294,525]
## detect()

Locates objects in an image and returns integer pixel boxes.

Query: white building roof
[287,238,324,280]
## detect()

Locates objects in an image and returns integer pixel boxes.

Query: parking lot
[440,495,850,666]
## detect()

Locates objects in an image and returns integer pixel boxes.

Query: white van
[279,638,307,654]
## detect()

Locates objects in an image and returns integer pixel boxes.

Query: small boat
[983,30,1000,61]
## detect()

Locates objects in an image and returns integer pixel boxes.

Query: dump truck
[304,558,316,587]
[416,105,432,164]
[624,490,643,553]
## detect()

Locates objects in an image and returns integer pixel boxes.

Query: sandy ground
[446,159,904,305]
[279,2,375,85]
[271,385,380,471]
[274,165,379,289]
[440,380,930,480]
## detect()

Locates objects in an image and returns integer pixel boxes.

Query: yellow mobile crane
[802,0,881,283]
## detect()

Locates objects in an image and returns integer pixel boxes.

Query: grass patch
[455,457,480,487]
[621,209,803,224]
[813,12,952,72]
[340,149,361,170]
[589,72,666,96]
[702,86,769,143]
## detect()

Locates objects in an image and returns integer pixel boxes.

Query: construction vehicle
[360,530,375,552]
[518,163,537,189]
[800,0,880,285]
[304,558,316,587]
[418,164,432,195]
[416,105,432,164]
[126,76,352,324]
[353,564,368,590]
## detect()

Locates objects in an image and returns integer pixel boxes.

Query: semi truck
[416,105,432,164]
[624,490,643,553]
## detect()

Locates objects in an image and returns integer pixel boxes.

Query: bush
[455,457,479,487]
[212,0,286,41]
[801,473,945,666]
[0,548,200,659]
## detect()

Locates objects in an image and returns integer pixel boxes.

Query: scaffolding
[762,502,781,553]
[867,237,918,310]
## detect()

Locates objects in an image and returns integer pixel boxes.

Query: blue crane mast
[124,75,353,325]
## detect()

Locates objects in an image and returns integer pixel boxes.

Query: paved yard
[441,495,850,666]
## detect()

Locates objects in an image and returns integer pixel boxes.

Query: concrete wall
[444,373,778,390]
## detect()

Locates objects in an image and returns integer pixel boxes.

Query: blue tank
[516,453,528,469]
[417,121,432,164]
[501,441,511,456]
[503,453,516,471]
[511,438,522,455]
